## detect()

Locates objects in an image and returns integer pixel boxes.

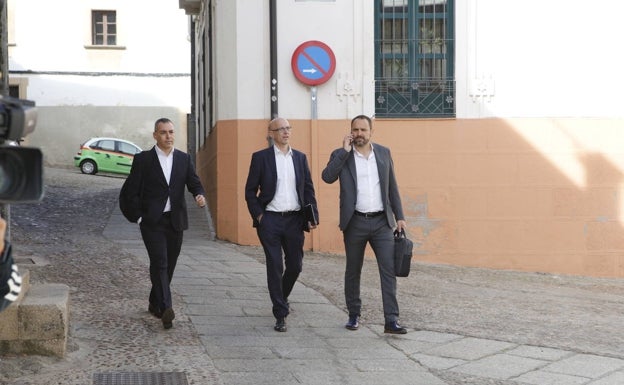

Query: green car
[74,137,142,175]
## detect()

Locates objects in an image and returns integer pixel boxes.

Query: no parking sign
[291,40,336,86]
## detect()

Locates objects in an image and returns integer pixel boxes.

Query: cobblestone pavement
[0,167,219,385]
[3,167,624,384]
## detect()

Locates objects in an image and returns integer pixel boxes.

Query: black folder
[303,203,318,225]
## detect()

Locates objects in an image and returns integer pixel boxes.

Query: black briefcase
[394,229,413,277]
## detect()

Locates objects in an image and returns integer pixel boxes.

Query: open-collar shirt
[155,145,173,212]
[354,143,384,213]
[266,145,300,212]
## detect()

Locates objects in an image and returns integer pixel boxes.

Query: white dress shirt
[155,145,173,213]
[354,144,384,213]
[266,145,300,212]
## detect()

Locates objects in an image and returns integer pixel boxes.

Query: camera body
[0,95,44,203]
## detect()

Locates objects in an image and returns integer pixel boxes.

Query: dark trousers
[343,214,399,323]
[256,211,305,319]
[140,213,183,312]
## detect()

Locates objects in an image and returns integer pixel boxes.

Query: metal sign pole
[310,86,317,120]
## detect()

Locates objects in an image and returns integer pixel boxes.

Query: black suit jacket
[120,146,205,231]
[244,146,318,231]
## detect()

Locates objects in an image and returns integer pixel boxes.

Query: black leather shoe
[274,317,287,332]
[384,321,407,334]
[148,304,162,319]
[161,308,175,329]
[345,315,359,330]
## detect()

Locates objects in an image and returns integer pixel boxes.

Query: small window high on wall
[92,10,117,46]
[374,0,455,117]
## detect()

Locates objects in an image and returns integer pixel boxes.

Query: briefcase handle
[393,229,406,239]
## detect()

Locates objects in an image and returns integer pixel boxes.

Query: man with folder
[245,117,319,332]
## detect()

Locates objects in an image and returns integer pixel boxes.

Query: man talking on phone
[322,114,408,334]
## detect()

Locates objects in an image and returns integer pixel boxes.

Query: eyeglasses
[269,126,292,133]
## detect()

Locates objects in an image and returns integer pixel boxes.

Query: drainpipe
[268,0,277,147]
[188,17,196,164]
[269,0,277,120]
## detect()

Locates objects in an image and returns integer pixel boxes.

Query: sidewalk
[102,196,624,385]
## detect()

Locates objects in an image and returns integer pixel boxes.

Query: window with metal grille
[374,0,455,117]
[92,10,117,46]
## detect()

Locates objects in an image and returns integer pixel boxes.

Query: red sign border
[291,40,336,86]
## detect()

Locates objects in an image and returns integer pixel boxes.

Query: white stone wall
[456,0,624,119]
[9,0,192,166]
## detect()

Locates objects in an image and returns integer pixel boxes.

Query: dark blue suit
[245,146,318,319]
[121,146,205,312]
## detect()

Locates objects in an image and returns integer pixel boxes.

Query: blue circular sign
[291,41,336,86]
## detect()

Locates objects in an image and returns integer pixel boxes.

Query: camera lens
[0,150,26,198]
[0,146,43,203]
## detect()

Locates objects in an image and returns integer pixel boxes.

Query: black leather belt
[267,210,301,217]
[354,211,384,218]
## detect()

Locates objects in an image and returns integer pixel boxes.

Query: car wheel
[80,160,97,175]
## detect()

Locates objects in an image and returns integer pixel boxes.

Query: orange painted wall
[196,117,624,278]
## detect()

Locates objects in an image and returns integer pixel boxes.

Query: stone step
[0,283,70,357]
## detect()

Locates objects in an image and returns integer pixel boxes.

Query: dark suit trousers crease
[257,212,305,319]
[140,213,183,311]
[343,214,399,323]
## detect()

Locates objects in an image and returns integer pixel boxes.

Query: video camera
[0,95,43,203]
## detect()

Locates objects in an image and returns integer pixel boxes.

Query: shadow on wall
[373,117,624,278]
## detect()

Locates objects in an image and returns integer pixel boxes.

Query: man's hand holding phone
[343,133,353,152]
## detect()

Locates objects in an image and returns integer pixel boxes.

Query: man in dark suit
[322,114,408,334]
[245,117,318,332]
[120,118,206,329]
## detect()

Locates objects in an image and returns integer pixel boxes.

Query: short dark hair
[154,118,173,132]
[351,114,372,128]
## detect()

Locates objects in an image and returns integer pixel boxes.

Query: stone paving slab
[514,370,590,385]
[589,371,624,385]
[506,345,574,361]
[422,336,516,360]
[450,353,547,380]
[541,354,624,378]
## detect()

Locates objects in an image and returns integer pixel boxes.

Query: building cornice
[179,0,201,15]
